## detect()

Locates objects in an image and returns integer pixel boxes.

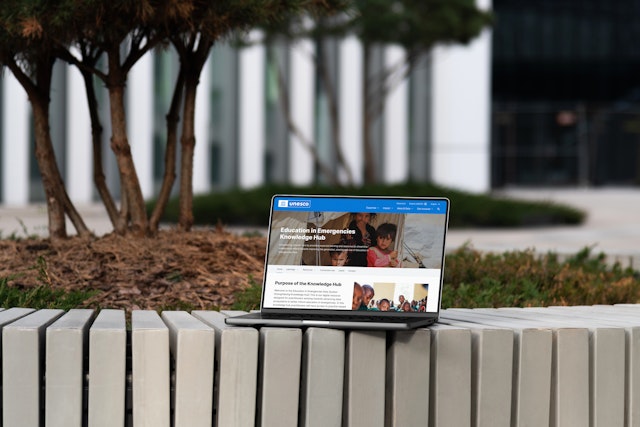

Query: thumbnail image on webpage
[264,209,446,312]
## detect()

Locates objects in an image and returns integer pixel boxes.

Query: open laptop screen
[261,195,449,314]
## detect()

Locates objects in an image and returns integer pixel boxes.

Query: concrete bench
[1,305,639,426]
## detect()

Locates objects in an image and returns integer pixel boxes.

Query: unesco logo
[278,200,310,208]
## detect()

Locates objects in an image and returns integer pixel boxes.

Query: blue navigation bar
[273,195,448,215]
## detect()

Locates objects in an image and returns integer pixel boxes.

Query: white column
[339,36,363,185]
[238,35,266,189]
[2,73,30,205]
[193,56,212,194]
[384,45,409,183]
[431,0,492,193]
[128,52,154,199]
[66,60,93,204]
[289,39,315,186]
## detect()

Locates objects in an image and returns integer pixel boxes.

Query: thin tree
[263,0,493,184]
[54,0,165,236]
[163,0,348,231]
[256,8,355,186]
[57,41,122,230]
[0,1,91,240]
[352,0,493,183]
[94,2,160,235]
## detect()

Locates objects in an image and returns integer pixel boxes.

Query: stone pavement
[1,187,639,266]
[447,187,640,267]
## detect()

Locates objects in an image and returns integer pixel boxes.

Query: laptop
[225,194,450,330]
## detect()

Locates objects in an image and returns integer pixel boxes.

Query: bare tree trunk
[274,55,339,186]
[58,182,92,237]
[362,49,422,186]
[150,70,184,232]
[178,74,197,231]
[57,47,120,233]
[32,98,68,240]
[171,36,213,232]
[10,57,92,239]
[107,48,149,236]
[316,44,353,186]
[81,69,122,230]
[362,44,377,184]
[365,50,421,135]
[34,82,92,238]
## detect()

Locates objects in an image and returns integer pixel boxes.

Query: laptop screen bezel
[258,194,450,319]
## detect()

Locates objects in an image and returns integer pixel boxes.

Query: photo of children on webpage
[268,211,446,269]
[352,282,430,312]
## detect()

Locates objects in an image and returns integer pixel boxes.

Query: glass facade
[314,38,339,184]
[264,42,290,184]
[1,27,487,203]
[208,44,239,190]
[0,81,2,201]
[408,55,433,183]
[492,0,640,186]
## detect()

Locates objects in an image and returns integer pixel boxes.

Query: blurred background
[1,0,639,207]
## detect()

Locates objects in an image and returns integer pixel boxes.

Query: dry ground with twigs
[0,229,267,312]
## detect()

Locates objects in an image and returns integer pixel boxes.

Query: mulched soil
[0,229,266,312]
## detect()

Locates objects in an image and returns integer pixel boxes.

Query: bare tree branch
[274,51,340,186]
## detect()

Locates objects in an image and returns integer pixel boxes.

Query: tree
[0,0,92,239]
[263,0,493,184]
[1,0,347,239]
[66,0,347,235]
[62,1,164,236]
[160,0,348,231]
[353,0,493,183]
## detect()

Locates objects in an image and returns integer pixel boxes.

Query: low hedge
[149,182,586,228]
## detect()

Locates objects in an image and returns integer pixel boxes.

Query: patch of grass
[224,247,640,311]
[0,256,98,310]
[231,277,262,312]
[157,300,197,314]
[0,277,97,310]
[0,219,40,241]
[442,246,640,308]
[165,270,184,283]
[147,182,585,229]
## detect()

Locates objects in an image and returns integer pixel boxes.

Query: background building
[16,0,640,205]
[0,19,491,206]
[491,0,640,187]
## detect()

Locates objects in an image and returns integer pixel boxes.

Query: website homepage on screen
[263,196,448,313]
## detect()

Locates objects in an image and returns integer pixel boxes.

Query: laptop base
[225,312,436,330]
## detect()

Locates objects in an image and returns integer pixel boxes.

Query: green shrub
[148,182,585,228]
[442,246,640,308]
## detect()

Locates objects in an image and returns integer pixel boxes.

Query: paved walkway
[1,187,639,266]
[447,187,640,267]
